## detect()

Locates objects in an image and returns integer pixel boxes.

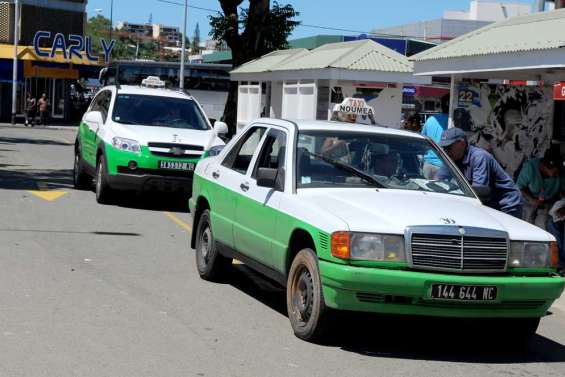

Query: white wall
[281,81,317,120]
[189,90,228,122]
[270,81,283,119]
[445,1,532,21]
[236,83,262,130]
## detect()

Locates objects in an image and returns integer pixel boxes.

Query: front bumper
[320,261,565,318]
[106,167,194,192]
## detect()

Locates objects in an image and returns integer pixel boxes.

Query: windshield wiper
[307,151,385,189]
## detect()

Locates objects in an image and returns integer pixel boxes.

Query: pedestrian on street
[421,94,450,179]
[516,149,565,229]
[437,127,523,218]
[38,93,49,126]
[24,93,36,127]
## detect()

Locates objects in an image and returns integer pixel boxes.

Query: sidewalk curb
[0,124,78,131]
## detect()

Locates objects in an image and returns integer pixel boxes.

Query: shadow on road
[112,191,190,213]
[222,265,565,364]
[0,136,70,146]
[0,168,73,190]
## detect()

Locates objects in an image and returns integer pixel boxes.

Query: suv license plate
[159,161,195,171]
[430,284,497,301]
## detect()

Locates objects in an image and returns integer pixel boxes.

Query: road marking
[28,182,67,202]
[164,212,192,233]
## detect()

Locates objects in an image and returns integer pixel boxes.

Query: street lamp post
[11,0,20,125]
[179,0,187,90]
[109,0,114,41]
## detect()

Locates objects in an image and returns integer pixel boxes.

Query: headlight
[509,241,558,268]
[112,137,141,153]
[331,232,405,261]
[207,145,225,157]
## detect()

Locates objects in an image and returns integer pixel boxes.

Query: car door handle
[240,182,249,192]
[212,171,220,179]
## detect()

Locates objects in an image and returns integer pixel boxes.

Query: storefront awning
[411,9,565,81]
[0,44,104,66]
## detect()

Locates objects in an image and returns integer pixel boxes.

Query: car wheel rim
[199,225,211,263]
[291,266,314,324]
[74,154,79,182]
[96,163,102,194]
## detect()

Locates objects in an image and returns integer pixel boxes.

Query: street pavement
[1,125,565,377]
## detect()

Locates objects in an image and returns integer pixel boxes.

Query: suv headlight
[331,232,405,262]
[112,137,141,153]
[509,241,558,268]
[207,145,225,157]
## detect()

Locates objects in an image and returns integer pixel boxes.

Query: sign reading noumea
[331,97,377,125]
[33,31,115,65]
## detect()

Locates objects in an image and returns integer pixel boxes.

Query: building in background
[373,0,532,43]
[0,0,101,122]
[116,22,182,47]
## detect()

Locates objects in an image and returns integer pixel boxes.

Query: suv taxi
[189,118,564,342]
[73,77,227,203]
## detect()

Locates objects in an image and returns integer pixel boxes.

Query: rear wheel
[73,147,91,190]
[195,209,231,281]
[95,157,113,204]
[287,248,331,342]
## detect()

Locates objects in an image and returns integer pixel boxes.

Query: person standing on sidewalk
[24,93,36,127]
[38,93,49,126]
[437,127,523,218]
[421,94,450,179]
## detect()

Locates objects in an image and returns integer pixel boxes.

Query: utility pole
[179,0,187,90]
[109,0,114,41]
[11,0,20,125]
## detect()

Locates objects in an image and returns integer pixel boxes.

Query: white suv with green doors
[73,82,227,203]
[189,118,564,342]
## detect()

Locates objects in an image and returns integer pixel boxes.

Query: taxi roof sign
[330,97,377,125]
[141,76,166,88]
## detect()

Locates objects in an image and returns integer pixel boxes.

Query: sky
[86,0,536,41]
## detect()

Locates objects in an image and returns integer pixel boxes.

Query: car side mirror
[214,121,229,135]
[84,111,104,125]
[257,168,278,189]
[473,185,491,205]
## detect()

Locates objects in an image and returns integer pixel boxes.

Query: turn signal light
[550,241,559,268]
[331,232,350,259]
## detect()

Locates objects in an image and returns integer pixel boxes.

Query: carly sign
[33,31,115,65]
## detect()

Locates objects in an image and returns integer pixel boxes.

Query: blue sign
[33,31,115,65]
[403,86,417,96]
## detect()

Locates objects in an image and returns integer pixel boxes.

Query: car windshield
[296,130,474,198]
[112,94,210,130]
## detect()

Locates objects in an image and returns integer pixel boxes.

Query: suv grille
[408,227,508,273]
[147,142,204,158]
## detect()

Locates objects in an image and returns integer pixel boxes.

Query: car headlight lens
[332,232,405,261]
[112,137,141,153]
[207,144,225,157]
[509,241,558,268]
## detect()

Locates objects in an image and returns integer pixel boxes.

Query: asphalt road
[1,125,565,377]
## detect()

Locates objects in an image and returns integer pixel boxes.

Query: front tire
[95,157,113,204]
[287,248,331,342]
[195,209,231,281]
[73,147,91,190]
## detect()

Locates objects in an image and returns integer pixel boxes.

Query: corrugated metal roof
[412,8,565,61]
[272,39,413,73]
[230,49,309,74]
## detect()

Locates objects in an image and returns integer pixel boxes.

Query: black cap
[439,128,466,147]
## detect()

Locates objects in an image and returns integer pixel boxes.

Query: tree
[209,1,299,134]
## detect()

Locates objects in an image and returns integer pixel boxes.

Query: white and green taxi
[189,118,564,342]
[73,78,227,203]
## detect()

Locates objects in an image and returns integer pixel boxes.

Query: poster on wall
[453,83,554,177]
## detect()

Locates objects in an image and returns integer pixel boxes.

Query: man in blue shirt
[421,94,450,179]
[437,128,523,218]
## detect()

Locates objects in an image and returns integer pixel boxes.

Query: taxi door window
[89,90,111,123]
[252,129,287,188]
[222,127,266,175]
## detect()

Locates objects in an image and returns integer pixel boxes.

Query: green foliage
[209,1,300,59]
